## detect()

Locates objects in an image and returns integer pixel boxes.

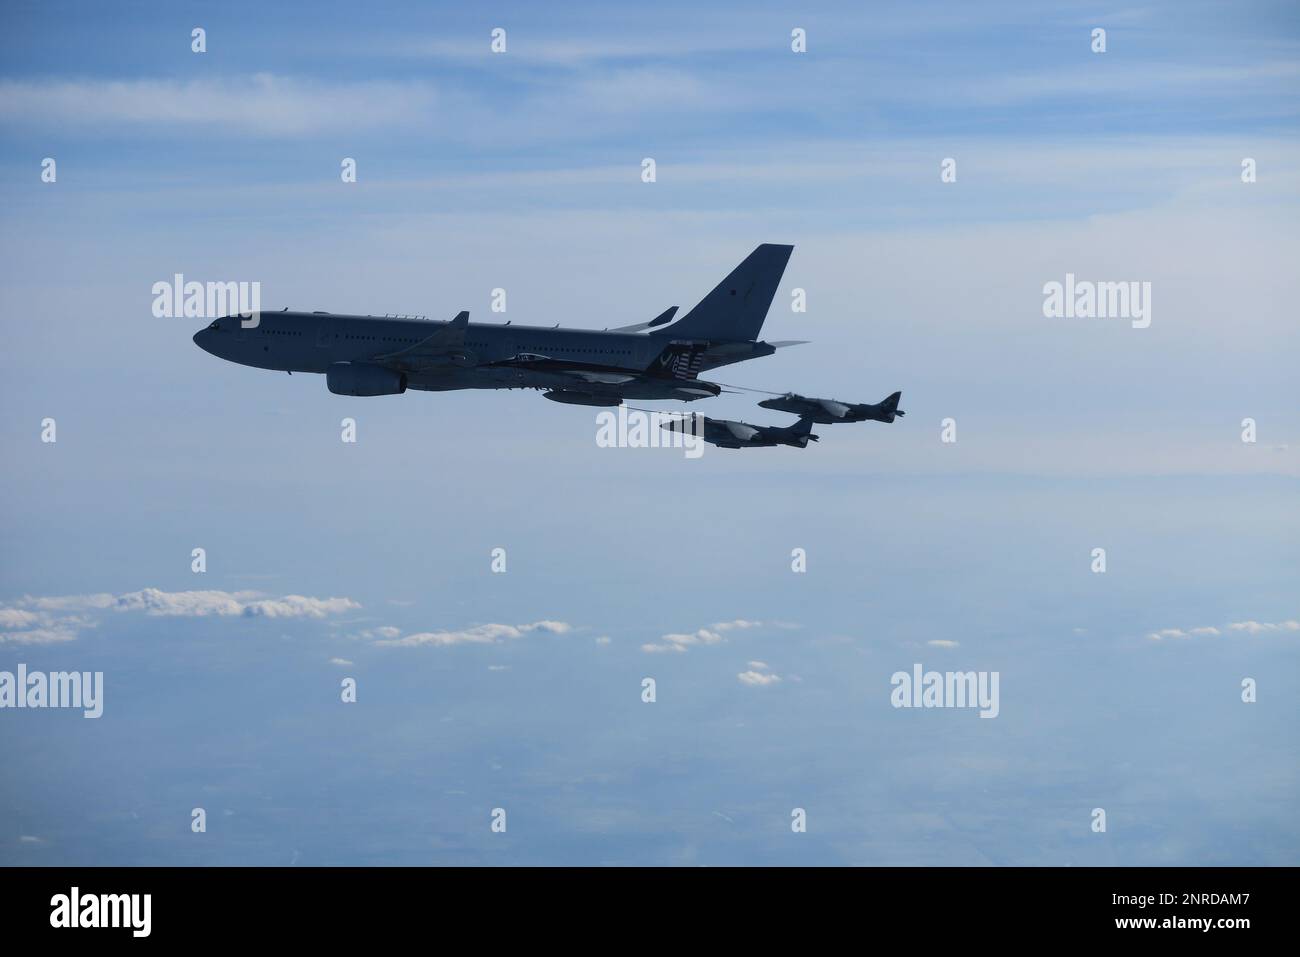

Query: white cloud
[1227,620,1299,635]
[21,593,117,612]
[110,589,250,616]
[0,75,440,136]
[328,657,353,666]
[738,670,782,687]
[242,595,360,619]
[641,641,684,654]
[1147,619,1296,640]
[715,620,763,632]
[1,609,91,645]
[0,65,766,144]
[374,621,571,648]
[927,639,960,648]
[105,588,359,619]
[0,625,83,645]
[390,33,772,65]
[0,588,360,644]
[960,61,1300,109]
[0,609,40,629]
[641,619,764,654]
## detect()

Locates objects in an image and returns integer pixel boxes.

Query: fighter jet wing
[722,421,760,442]
[373,311,475,370]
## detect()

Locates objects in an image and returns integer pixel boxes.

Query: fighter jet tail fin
[790,416,819,444]
[880,391,904,417]
[665,244,794,342]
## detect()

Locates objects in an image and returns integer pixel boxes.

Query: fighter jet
[661,413,819,450]
[192,244,806,407]
[757,390,904,424]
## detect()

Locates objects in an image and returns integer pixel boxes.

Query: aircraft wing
[484,353,638,384]
[606,306,678,333]
[722,421,760,442]
[566,370,638,384]
[373,311,475,371]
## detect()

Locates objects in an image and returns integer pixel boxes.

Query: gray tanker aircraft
[758,390,904,424]
[192,244,803,406]
[662,413,819,450]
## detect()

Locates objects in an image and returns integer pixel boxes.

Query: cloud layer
[0,588,360,644]
[641,619,763,654]
[1146,618,1299,641]
[738,660,782,686]
[373,620,572,648]
[0,75,440,136]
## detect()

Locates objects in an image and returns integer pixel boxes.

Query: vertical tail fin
[878,391,903,420]
[665,244,794,342]
[789,415,819,445]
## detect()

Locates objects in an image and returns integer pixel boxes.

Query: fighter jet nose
[192,328,215,355]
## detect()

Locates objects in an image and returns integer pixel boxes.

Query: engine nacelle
[326,362,407,396]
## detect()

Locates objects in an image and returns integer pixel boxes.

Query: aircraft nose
[192,328,213,354]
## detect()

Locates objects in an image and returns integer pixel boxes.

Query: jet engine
[326,362,407,396]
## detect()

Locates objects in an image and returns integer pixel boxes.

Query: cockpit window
[207,320,220,330]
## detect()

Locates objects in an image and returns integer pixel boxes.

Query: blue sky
[1,0,1297,865]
